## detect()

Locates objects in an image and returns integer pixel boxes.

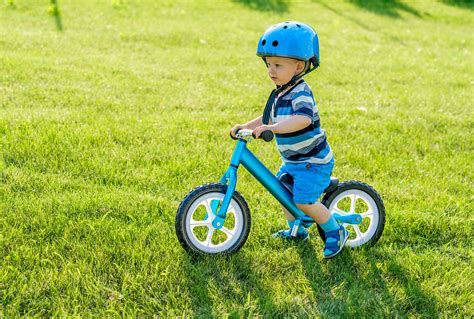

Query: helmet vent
[262,39,266,46]
[272,40,279,47]
[283,26,288,29]
[296,24,301,27]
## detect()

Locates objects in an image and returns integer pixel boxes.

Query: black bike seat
[279,173,294,185]
[325,177,339,193]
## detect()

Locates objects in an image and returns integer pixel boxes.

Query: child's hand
[230,124,245,138]
[253,125,274,139]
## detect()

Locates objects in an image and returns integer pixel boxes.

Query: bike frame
[211,139,313,229]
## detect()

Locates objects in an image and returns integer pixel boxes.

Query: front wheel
[318,180,385,248]
[175,183,251,255]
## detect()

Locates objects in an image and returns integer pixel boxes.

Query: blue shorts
[276,158,334,205]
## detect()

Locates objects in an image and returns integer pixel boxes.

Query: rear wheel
[175,183,251,255]
[318,180,385,247]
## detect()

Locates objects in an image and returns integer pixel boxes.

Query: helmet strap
[261,77,299,125]
[261,60,319,125]
[262,89,277,125]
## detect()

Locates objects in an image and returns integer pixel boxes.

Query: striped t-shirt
[271,80,333,164]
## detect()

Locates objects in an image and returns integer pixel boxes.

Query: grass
[1,0,473,317]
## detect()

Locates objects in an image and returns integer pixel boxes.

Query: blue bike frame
[211,139,312,229]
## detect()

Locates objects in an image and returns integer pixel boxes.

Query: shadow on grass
[178,238,438,316]
[180,252,278,317]
[231,0,290,13]
[314,1,374,32]
[313,1,409,43]
[346,0,421,18]
[440,0,474,9]
[296,242,439,317]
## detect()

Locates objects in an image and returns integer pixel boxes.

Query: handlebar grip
[261,130,274,142]
[230,128,240,140]
[231,128,273,142]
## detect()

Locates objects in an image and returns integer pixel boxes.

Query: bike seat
[278,173,339,194]
[279,173,294,185]
[278,173,294,193]
[325,177,339,193]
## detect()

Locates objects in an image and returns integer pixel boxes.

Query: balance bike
[176,129,385,255]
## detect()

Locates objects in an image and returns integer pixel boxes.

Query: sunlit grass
[1,0,473,317]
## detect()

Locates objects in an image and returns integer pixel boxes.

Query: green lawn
[1,0,473,317]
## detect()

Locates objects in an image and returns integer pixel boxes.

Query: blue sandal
[323,226,349,258]
[272,227,309,241]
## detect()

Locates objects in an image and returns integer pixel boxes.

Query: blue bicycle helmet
[257,21,320,69]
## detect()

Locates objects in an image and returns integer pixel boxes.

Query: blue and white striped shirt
[271,80,333,164]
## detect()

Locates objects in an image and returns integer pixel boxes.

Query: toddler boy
[231,21,348,258]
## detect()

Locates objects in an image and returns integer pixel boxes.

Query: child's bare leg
[296,203,331,225]
[280,205,295,221]
[280,203,330,224]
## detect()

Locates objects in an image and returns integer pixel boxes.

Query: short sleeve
[292,91,315,119]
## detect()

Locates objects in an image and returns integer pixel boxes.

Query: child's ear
[296,61,305,73]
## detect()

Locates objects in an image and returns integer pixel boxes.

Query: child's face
[266,56,305,86]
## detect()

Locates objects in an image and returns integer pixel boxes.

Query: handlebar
[231,128,274,142]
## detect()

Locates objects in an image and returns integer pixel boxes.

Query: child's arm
[231,115,267,137]
[253,115,310,138]
[243,115,266,129]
